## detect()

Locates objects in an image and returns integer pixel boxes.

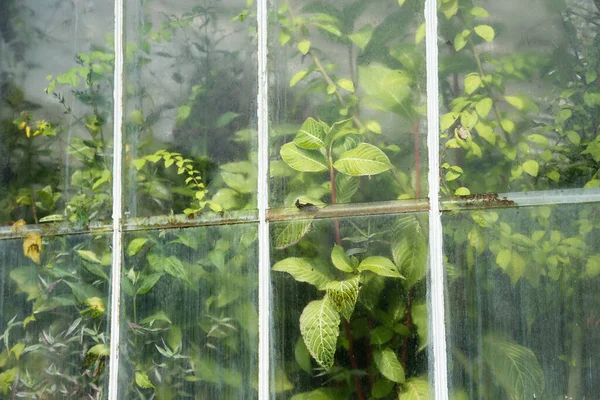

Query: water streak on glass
[444,202,600,399]
[123,0,258,219]
[0,0,115,227]
[270,213,430,398]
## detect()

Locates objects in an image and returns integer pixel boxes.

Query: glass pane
[270,213,430,398]
[444,202,600,398]
[0,1,115,226]
[0,232,111,397]
[439,0,600,196]
[269,0,427,208]
[118,224,258,398]
[124,0,258,219]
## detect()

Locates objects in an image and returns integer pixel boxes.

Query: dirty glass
[444,202,600,398]
[118,224,258,398]
[0,232,111,397]
[0,0,115,226]
[269,0,427,208]
[123,0,258,219]
[270,213,430,398]
[438,0,600,197]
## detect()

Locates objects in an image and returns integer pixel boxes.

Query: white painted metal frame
[425,0,450,398]
[108,0,124,397]
[256,0,272,398]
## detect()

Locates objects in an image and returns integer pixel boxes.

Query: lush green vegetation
[0,0,599,399]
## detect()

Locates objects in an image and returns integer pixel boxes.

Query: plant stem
[328,147,364,399]
[401,287,415,368]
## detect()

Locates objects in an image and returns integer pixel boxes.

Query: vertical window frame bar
[257,0,271,398]
[425,0,450,398]
[108,0,124,397]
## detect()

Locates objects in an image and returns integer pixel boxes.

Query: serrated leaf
[290,70,309,87]
[127,238,148,256]
[326,276,360,321]
[522,160,539,177]
[398,377,430,399]
[337,78,355,93]
[275,219,313,249]
[331,245,354,272]
[294,118,326,149]
[474,25,495,42]
[374,348,405,383]
[300,297,341,370]
[273,257,333,290]
[334,143,392,176]
[280,142,328,172]
[483,334,545,400]
[358,256,403,278]
[135,371,155,389]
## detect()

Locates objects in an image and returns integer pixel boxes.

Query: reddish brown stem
[401,287,416,368]
[329,149,364,400]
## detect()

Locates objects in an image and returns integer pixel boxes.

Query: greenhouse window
[1,0,600,399]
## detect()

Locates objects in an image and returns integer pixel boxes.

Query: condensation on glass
[118,224,258,398]
[269,0,428,208]
[123,0,258,219]
[0,0,115,227]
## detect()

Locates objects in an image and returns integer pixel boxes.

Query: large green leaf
[280,142,328,172]
[398,377,430,399]
[300,296,341,370]
[359,63,412,110]
[374,347,405,383]
[272,257,333,290]
[411,302,428,352]
[163,256,190,284]
[358,256,403,278]
[333,143,393,176]
[290,388,346,400]
[483,334,545,400]
[294,118,327,149]
[275,219,313,249]
[325,275,361,321]
[392,215,428,287]
[331,245,354,273]
[335,174,359,203]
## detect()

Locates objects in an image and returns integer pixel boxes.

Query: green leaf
[415,23,426,44]
[464,74,482,94]
[567,131,581,145]
[163,256,190,283]
[290,70,309,87]
[300,297,341,371]
[526,134,549,146]
[370,326,394,345]
[127,238,148,256]
[275,219,313,249]
[471,7,489,17]
[77,250,102,264]
[280,143,328,172]
[176,105,191,122]
[326,276,360,321]
[411,302,428,351]
[215,112,240,128]
[359,64,412,110]
[455,187,470,196]
[337,78,355,93]
[365,120,382,134]
[483,334,545,400]
[290,388,343,400]
[136,273,163,295]
[522,160,539,177]
[454,29,471,51]
[135,371,155,389]
[496,249,512,269]
[348,24,373,50]
[334,143,393,176]
[331,245,354,273]
[475,98,493,118]
[294,118,327,149]
[374,348,405,383]
[398,377,430,399]
[586,254,600,278]
[358,256,403,278]
[298,40,311,55]
[335,174,360,203]
[295,338,313,374]
[474,25,495,42]
[392,216,428,287]
[440,112,459,132]
[273,257,333,290]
